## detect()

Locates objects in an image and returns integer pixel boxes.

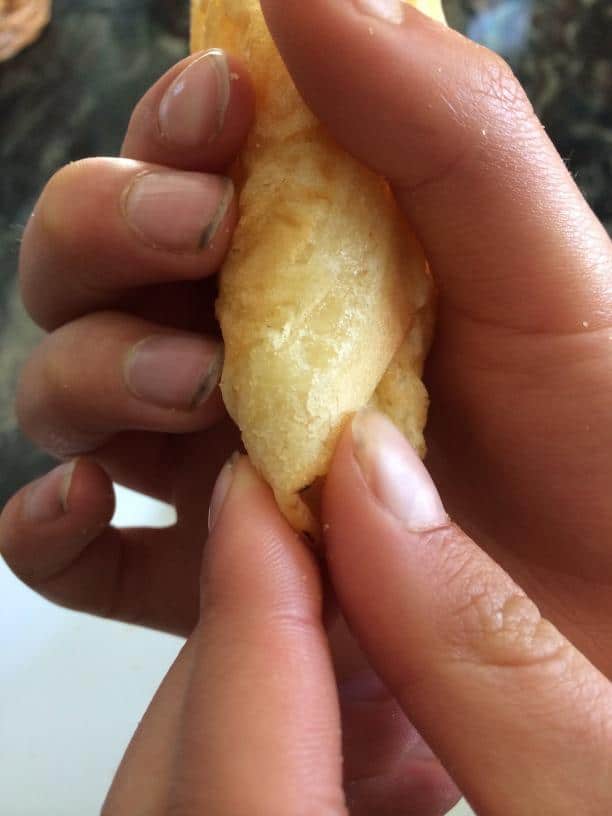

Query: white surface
[450,800,475,815]
[1,486,474,815]
[0,487,181,815]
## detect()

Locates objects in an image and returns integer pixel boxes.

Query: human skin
[1,0,612,812]
[102,446,612,815]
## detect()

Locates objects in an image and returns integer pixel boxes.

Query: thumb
[323,410,612,815]
[261,0,612,333]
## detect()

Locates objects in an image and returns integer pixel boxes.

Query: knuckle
[263,605,322,643]
[201,586,321,646]
[15,314,124,458]
[36,161,84,236]
[15,341,80,457]
[435,528,569,673]
[35,158,112,243]
[0,494,19,553]
[457,591,569,672]
[471,50,536,132]
[15,344,56,428]
[14,353,42,442]
[396,51,537,197]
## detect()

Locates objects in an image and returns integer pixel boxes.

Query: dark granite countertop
[1,0,611,505]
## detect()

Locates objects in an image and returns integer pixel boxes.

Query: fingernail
[124,336,224,410]
[123,171,233,253]
[23,462,76,524]
[159,49,231,147]
[208,452,241,532]
[338,669,391,703]
[352,410,447,530]
[353,0,406,24]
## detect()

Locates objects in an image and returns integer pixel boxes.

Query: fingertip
[122,51,255,172]
[204,455,323,621]
[64,458,116,523]
[322,413,374,550]
[207,451,242,533]
[0,459,114,585]
[208,454,282,539]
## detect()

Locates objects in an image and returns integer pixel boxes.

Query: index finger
[170,457,346,814]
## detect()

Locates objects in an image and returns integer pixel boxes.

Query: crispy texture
[191,0,442,538]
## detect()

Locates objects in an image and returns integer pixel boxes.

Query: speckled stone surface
[0,0,610,505]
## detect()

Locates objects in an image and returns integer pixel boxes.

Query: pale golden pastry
[191,0,444,538]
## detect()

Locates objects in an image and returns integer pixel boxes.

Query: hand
[103,444,612,815]
[8,1,610,661]
[323,410,612,814]
[101,457,459,816]
[1,50,255,632]
[5,0,611,652]
[0,40,459,816]
[101,457,461,816]
[259,0,612,673]
[2,0,611,811]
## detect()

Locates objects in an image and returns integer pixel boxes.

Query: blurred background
[0,1,610,813]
